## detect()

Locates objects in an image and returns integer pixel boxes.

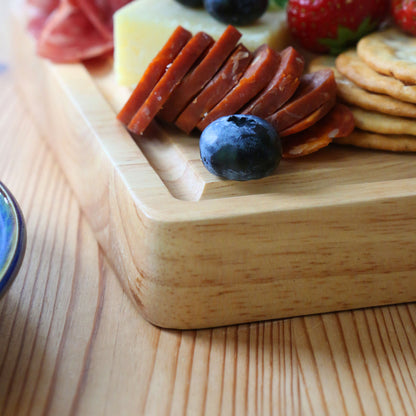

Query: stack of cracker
[310,27,416,152]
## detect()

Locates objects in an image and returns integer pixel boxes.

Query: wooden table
[1,3,416,415]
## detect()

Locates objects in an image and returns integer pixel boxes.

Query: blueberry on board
[199,114,282,181]
[174,0,203,7]
[204,0,268,26]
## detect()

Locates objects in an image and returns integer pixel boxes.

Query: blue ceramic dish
[0,182,26,298]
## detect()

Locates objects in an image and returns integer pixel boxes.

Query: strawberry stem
[319,17,378,55]
[269,0,288,9]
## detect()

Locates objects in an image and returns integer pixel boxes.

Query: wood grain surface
[2,1,416,414]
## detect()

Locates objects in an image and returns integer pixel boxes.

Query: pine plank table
[1,1,416,414]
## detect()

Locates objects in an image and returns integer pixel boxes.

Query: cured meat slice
[175,44,253,134]
[36,0,115,63]
[197,44,281,131]
[242,46,304,118]
[281,103,355,158]
[158,25,242,123]
[266,69,336,134]
[27,0,59,37]
[117,26,192,125]
[127,32,214,135]
[76,0,131,40]
[28,0,133,62]
[28,0,58,10]
[279,94,336,137]
[75,0,114,40]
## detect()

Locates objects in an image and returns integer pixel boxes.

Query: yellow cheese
[114,0,289,86]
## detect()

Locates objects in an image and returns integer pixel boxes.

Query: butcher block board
[11,11,416,329]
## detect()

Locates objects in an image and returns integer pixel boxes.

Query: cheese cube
[114,0,289,86]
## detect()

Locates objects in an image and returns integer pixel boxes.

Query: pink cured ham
[76,0,131,40]
[27,0,132,62]
[36,0,114,62]
[27,0,59,37]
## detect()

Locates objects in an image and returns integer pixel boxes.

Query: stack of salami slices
[117,25,355,158]
[27,0,132,62]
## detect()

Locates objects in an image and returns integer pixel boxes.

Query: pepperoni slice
[281,103,355,158]
[117,26,192,125]
[158,25,242,123]
[266,69,336,134]
[279,94,336,137]
[242,46,304,118]
[127,32,214,135]
[175,44,253,134]
[196,44,281,131]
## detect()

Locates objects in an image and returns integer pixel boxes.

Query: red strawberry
[392,0,416,36]
[286,0,390,54]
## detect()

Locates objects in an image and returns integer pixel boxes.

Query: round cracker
[357,28,416,85]
[334,129,416,152]
[351,106,416,136]
[336,50,416,104]
[309,56,416,118]
[337,77,416,117]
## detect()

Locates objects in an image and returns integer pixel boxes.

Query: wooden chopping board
[11,11,416,329]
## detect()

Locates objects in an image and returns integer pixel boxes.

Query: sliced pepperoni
[281,103,355,158]
[127,32,214,135]
[266,69,336,134]
[117,26,192,125]
[242,46,304,118]
[197,44,281,131]
[175,44,253,134]
[279,94,336,137]
[158,25,242,123]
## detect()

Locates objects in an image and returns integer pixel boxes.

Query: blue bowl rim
[0,182,26,298]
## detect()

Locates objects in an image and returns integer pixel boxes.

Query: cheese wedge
[114,0,289,86]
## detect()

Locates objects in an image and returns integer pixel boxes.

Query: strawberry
[391,0,416,36]
[286,0,390,54]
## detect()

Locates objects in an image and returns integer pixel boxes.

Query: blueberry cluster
[175,0,268,26]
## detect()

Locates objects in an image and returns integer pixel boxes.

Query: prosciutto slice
[76,0,131,40]
[27,0,132,62]
[27,0,59,37]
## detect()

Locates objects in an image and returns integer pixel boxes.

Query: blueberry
[204,0,268,26]
[199,114,281,181]
[174,0,203,7]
